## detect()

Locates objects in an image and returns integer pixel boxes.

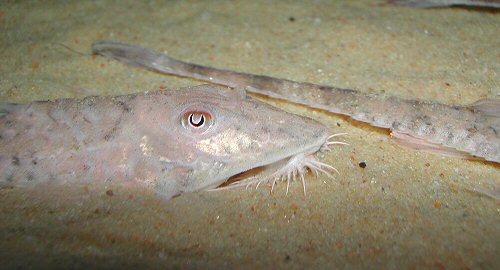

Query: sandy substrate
[0,0,498,269]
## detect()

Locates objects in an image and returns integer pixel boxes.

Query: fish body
[0,85,331,199]
[92,42,500,163]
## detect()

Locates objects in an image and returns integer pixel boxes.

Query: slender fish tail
[91,42,500,163]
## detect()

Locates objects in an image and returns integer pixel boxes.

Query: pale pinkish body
[0,85,335,200]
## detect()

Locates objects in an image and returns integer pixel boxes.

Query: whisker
[256,179,263,189]
[327,133,348,139]
[310,166,319,176]
[215,145,341,196]
[326,141,349,146]
[306,161,335,179]
[309,160,340,175]
[286,176,290,195]
[311,166,335,180]
[300,172,307,195]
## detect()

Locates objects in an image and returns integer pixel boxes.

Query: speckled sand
[0,1,499,269]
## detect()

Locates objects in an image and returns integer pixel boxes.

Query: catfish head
[127,85,331,199]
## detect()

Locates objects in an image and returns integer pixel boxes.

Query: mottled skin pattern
[92,42,500,163]
[0,85,329,200]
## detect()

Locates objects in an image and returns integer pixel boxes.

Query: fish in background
[92,42,500,164]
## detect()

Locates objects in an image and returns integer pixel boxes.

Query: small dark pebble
[106,190,114,196]
[359,161,367,168]
[336,123,341,127]
[288,16,295,22]
[285,255,291,261]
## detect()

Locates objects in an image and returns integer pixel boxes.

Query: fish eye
[181,110,213,133]
[189,113,205,127]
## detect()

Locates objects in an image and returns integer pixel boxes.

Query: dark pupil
[189,113,205,127]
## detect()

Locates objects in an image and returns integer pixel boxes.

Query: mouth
[210,133,348,195]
